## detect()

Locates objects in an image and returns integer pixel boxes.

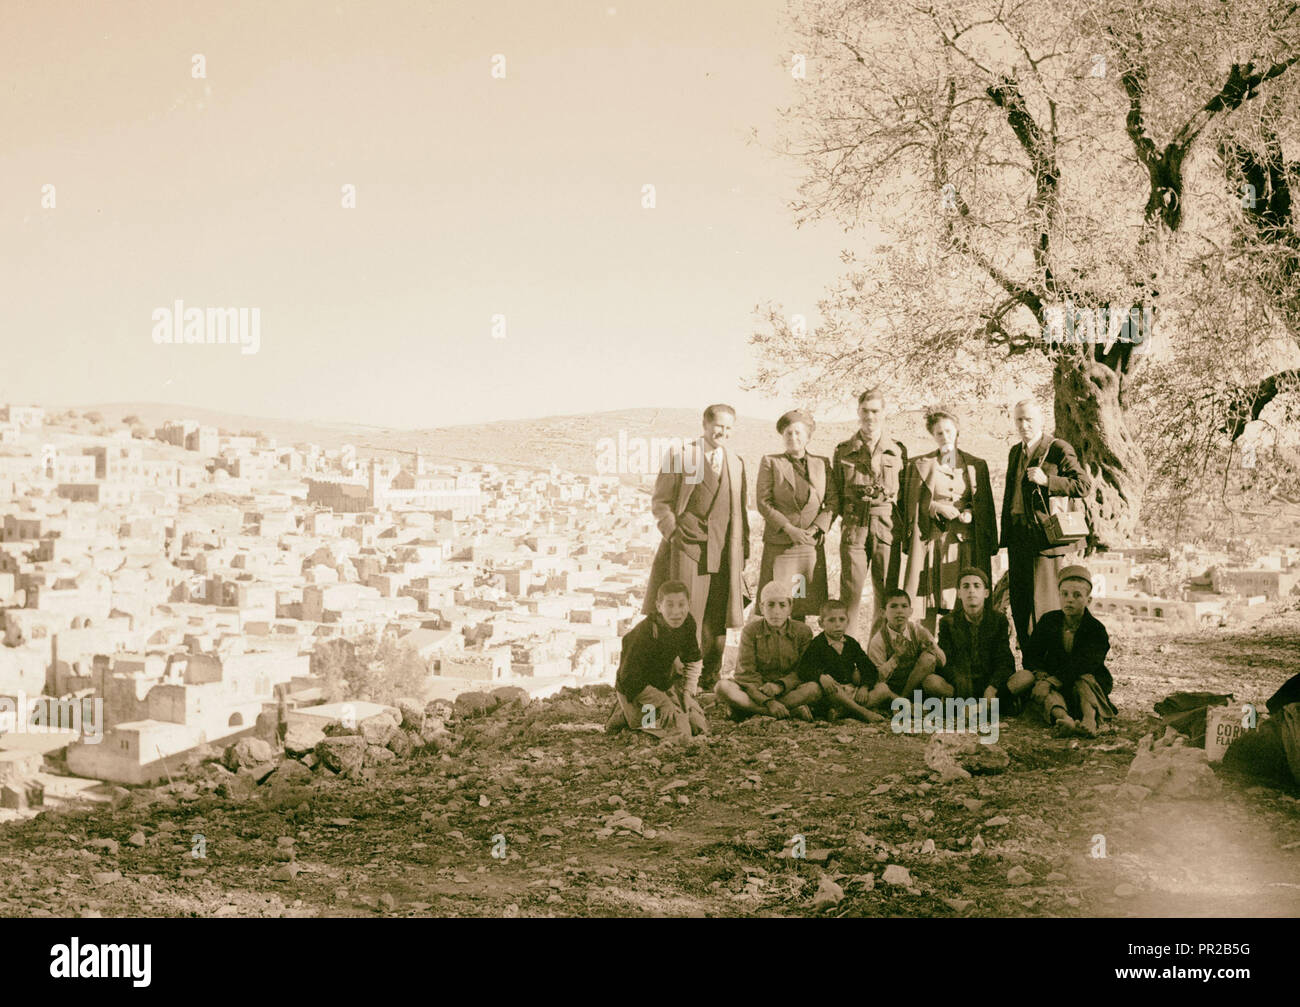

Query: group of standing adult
[642,389,1088,690]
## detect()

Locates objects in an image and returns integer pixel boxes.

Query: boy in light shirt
[867,589,949,700]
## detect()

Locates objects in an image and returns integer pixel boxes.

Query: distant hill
[84,402,1021,479]
[62,400,1300,547]
[83,403,375,451]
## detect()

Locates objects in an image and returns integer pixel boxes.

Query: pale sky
[0,0,858,428]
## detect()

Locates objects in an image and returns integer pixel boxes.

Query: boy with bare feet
[779,600,888,722]
[1023,565,1117,736]
[715,581,812,720]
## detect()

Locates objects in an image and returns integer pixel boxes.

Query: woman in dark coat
[756,410,832,620]
[903,408,997,628]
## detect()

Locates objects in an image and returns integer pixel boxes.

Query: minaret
[368,457,378,506]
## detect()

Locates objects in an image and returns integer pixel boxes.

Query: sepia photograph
[1,0,1298,972]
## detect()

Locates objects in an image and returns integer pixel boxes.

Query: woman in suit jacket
[756,410,832,620]
[903,408,997,627]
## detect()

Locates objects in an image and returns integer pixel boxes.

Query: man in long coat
[642,404,750,691]
[999,398,1088,649]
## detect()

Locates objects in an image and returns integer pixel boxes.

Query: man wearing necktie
[642,404,750,691]
[999,398,1088,650]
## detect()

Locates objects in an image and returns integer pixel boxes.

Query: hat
[776,409,816,436]
[955,566,989,589]
[1057,564,1092,589]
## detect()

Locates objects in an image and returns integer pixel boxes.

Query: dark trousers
[1005,520,1039,651]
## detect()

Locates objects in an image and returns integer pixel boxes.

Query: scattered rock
[127,832,146,848]
[87,838,119,856]
[385,730,414,758]
[359,713,401,746]
[283,723,326,758]
[925,732,1010,782]
[315,735,367,775]
[1007,866,1032,886]
[454,691,498,719]
[91,871,122,886]
[983,815,1011,828]
[223,736,275,772]
[490,686,530,707]
[395,698,425,732]
[264,759,313,787]
[1126,733,1220,799]
[811,876,845,911]
[882,864,912,886]
[270,863,300,882]
[363,745,397,767]
[607,809,644,835]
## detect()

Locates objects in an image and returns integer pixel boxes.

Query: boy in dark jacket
[777,599,888,722]
[1023,565,1117,736]
[937,567,1032,707]
[607,580,706,740]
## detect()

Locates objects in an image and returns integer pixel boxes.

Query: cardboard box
[1206,704,1255,763]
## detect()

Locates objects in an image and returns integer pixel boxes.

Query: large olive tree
[753,0,1300,547]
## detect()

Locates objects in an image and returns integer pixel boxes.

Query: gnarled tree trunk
[1051,355,1148,551]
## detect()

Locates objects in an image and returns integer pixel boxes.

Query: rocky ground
[2,607,1299,918]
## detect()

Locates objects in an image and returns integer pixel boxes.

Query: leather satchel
[1036,485,1089,546]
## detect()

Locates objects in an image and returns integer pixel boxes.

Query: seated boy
[937,567,1033,706]
[867,589,948,701]
[715,580,813,720]
[1023,565,1117,736]
[607,580,707,741]
[778,599,888,722]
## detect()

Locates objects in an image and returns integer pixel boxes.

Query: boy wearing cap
[608,580,707,741]
[937,567,1031,705]
[715,580,814,720]
[1023,565,1117,735]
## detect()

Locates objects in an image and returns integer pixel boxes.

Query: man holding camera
[828,387,908,640]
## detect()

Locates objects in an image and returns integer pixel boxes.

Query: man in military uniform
[829,387,908,640]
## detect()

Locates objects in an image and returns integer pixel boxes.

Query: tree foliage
[754,0,1300,541]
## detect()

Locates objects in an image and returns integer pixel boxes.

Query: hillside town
[0,405,656,812]
[0,403,1296,819]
